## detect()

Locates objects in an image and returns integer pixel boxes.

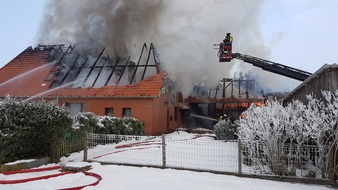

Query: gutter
[43,96,158,100]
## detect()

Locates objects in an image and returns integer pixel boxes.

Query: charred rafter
[92,56,109,87]
[46,43,163,88]
[141,48,151,81]
[116,57,131,85]
[130,43,147,84]
[82,48,105,84]
[57,54,80,86]
[105,57,120,86]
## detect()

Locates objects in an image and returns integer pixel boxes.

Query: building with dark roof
[0,44,182,135]
[283,64,338,105]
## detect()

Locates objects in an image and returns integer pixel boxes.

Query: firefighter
[223,33,233,45]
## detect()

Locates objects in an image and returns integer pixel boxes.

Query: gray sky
[261,0,338,73]
[1,0,337,74]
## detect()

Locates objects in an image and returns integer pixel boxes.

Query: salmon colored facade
[0,45,181,135]
[54,94,181,135]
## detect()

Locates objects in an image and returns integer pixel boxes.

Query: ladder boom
[232,53,312,81]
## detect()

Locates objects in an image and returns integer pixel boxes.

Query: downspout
[166,86,172,132]
[167,103,170,132]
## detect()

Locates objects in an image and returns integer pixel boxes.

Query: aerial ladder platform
[215,33,312,81]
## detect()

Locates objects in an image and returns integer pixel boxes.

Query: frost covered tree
[322,90,338,180]
[238,100,291,174]
[238,91,337,177]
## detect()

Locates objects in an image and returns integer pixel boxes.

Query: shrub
[213,115,238,140]
[73,112,99,133]
[74,112,144,135]
[0,96,72,164]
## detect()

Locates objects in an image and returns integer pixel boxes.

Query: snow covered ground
[85,131,241,173]
[0,162,333,190]
[0,131,335,190]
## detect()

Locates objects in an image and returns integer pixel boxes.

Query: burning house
[182,77,266,129]
[0,43,182,135]
[1,1,313,133]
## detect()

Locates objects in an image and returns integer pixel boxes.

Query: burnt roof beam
[82,48,105,84]
[58,53,80,85]
[150,43,163,73]
[141,44,153,81]
[116,57,131,85]
[92,56,109,87]
[105,57,120,86]
[57,45,72,65]
[81,65,157,68]
[130,43,147,84]
[74,58,88,82]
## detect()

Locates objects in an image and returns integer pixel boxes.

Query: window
[65,103,86,116]
[44,73,55,82]
[122,108,131,117]
[105,108,114,116]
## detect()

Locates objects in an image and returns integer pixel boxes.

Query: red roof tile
[0,47,165,99]
[0,47,53,97]
[47,73,164,97]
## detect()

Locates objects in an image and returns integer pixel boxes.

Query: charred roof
[0,43,170,98]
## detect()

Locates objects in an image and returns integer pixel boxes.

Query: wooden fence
[59,131,86,157]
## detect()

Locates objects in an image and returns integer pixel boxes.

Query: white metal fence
[242,142,330,178]
[85,134,163,167]
[84,133,331,180]
[85,133,239,173]
[165,138,239,173]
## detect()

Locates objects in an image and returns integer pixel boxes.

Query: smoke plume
[38,0,293,97]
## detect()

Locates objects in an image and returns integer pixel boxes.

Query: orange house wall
[151,94,169,135]
[169,104,181,131]
[151,94,181,135]
[57,96,180,135]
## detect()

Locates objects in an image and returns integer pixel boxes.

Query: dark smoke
[39,0,165,56]
[38,0,294,96]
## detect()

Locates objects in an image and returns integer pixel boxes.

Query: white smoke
[38,0,289,97]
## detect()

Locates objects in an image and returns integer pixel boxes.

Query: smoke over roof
[38,0,292,96]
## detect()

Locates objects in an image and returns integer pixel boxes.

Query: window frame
[105,107,114,116]
[122,108,132,117]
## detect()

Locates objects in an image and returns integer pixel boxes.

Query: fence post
[162,135,166,168]
[83,132,88,161]
[238,139,242,175]
[328,141,337,185]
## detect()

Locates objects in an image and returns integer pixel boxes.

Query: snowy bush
[238,101,290,175]
[213,115,238,140]
[73,112,144,135]
[0,96,72,164]
[73,112,99,133]
[99,116,144,135]
[238,91,338,177]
